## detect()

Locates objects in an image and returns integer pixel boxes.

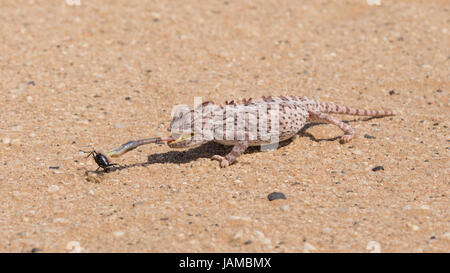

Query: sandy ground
[0,0,448,253]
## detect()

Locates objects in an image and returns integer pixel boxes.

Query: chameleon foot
[340,134,353,143]
[211,155,230,168]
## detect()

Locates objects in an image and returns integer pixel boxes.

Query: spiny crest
[224,100,236,106]
[200,100,215,107]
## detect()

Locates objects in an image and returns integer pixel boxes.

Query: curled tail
[318,101,395,116]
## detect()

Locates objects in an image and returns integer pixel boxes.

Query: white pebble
[407,223,420,231]
[114,122,125,128]
[113,231,125,238]
[303,242,317,253]
[48,185,60,193]
[254,230,271,245]
[443,232,450,240]
[228,216,251,222]
[53,218,69,224]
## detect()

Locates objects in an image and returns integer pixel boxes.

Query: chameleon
[102,95,395,168]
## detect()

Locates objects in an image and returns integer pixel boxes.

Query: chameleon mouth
[168,133,195,144]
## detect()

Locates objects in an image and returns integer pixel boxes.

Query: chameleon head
[166,105,209,148]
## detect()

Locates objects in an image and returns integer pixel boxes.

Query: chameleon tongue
[107,136,175,157]
[159,136,174,142]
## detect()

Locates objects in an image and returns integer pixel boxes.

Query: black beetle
[80,150,118,172]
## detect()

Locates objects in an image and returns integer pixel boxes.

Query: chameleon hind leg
[308,110,354,143]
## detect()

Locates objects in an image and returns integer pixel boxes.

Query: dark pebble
[267,192,286,201]
[364,134,376,139]
[31,248,41,253]
[125,97,131,100]
[49,166,60,170]
[244,240,252,245]
[389,90,396,95]
[430,235,436,240]
[372,166,384,172]
[27,81,35,86]
[160,217,169,221]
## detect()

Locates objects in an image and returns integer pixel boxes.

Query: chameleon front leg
[212,141,249,168]
[308,110,354,143]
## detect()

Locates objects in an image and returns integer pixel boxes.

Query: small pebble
[31,248,41,253]
[280,205,290,211]
[53,218,69,224]
[114,122,125,129]
[11,139,21,145]
[49,166,60,170]
[48,185,60,193]
[268,192,286,201]
[389,90,396,95]
[407,222,419,231]
[364,134,376,139]
[244,240,252,245]
[133,201,144,207]
[443,232,450,240]
[113,231,125,238]
[372,166,384,172]
[228,216,251,221]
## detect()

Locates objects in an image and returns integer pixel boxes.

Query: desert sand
[0,0,448,252]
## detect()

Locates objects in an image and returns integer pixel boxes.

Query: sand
[0,0,448,252]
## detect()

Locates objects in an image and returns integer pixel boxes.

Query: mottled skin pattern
[167,96,395,168]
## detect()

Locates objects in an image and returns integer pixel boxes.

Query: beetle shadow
[83,142,233,175]
[83,116,389,174]
[84,140,294,174]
